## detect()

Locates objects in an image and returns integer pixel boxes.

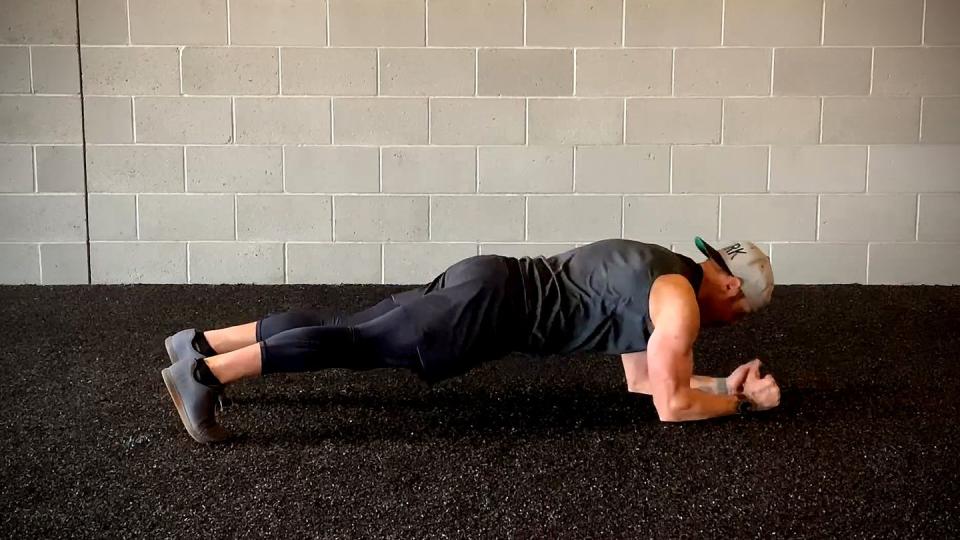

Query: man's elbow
[653,391,691,423]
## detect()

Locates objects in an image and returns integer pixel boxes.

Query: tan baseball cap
[694,236,775,312]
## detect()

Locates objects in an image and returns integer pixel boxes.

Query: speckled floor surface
[1,283,958,538]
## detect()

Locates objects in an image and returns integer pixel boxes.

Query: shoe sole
[161,367,221,444]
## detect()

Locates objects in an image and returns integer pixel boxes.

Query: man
[162,236,780,443]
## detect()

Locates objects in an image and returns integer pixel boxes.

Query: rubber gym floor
[1,283,957,538]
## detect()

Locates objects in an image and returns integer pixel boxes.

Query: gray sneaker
[164,328,231,409]
[161,358,231,443]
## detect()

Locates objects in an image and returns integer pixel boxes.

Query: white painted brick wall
[1,0,958,284]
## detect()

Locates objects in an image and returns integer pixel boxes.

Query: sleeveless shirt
[512,238,704,355]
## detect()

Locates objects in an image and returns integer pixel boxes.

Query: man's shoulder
[648,274,700,332]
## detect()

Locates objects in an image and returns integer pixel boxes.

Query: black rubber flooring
[2,283,959,538]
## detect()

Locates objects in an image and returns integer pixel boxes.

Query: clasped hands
[725,358,781,411]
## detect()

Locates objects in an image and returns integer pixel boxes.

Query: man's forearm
[690,375,728,395]
[661,388,739,422]
[630,375,728,396]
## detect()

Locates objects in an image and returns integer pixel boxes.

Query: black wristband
[735,393,754,414]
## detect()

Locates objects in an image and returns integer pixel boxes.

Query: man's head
[692,236,774,327]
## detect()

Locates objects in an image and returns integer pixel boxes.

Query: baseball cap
[693,236,774,312]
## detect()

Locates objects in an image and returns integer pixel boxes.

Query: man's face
[713,270,752,326]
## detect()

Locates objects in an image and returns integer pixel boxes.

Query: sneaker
[164,328,231,409]
[161,358,231,444]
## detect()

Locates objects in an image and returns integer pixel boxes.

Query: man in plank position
[162,236,780,443]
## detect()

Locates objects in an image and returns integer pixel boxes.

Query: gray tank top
[513,238,703,355]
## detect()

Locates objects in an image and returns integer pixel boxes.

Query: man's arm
[645,275,740,422]
[622,351,729,395]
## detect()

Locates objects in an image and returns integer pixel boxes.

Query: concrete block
[575,145,670,193]
[918,193,960,241]
[332,98,427,145]
[429,98,525,145]
[925,0,960,45]
[824,0,922,45]
[82,96,133,143]
[0,96,82,143]
[90,241,186,283]
[675,48,771,96]
[284,146,380,193]
[478,49,573,96]
[0,47,31,92]
[672,145,768,193]
[329,0,424,46]
[724,98,820,144]
[478,243,578,258]
[135,97,232,144]
[380,48,475,96]
[86,145,183,192]
[0,194,86,241]
[231,0,327,46]
[0,0,77,44]
[128,0,227,45]
[381,147,476,193]
[383,242,479,285]
[720,195,817,241]
[427,0,522,46]
[869,145,960,192]
[0,145,34,192]
[186,146,282,193]
[528,195,621,241]
[281,48,377,95]
[770,243,867,284]
[188,242,284,284]
[182,47,278,95]
[822,98,920,144]
[724,0,821,45]
[36,145,84,192]
[236,97,332,144]
[431,196,525,241]
[526,0,623,46]
[80,46,179,95]
[624,195,718,242]
[869,243,960,285]
[624,0,722,46]
[575,49,672,96]
[478,146,573,193]
[334,195,428,241]
[138,194,235,240]
[773,48,872,96]
[626,98,721,144]
[874,47,960,96]
[0,243,39,284]
[770,146,867,193]
[237,194,332,240]
[40,243,87,284]
[88,193,137,240]
[820,194,916,241]
[31,46,79,94]
[78,0,128,45]
[922,98,960,143]
[287,242,381,284]
[528,98,623,144]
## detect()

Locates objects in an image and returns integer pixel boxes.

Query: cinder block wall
[1,0,958,285]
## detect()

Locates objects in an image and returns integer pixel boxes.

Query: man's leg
[199,288,425,355]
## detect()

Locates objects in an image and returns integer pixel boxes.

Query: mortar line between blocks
[326,0,331,46]
[915,193,921,241]
[815,194,821,241]
[523,0,527,46]
[922,0,927,44]
[32,145,38,192]
[820,0,826,45]
[226,0,232,45]
[28,46,34,93]
[126,0,132,44]
[918,97,924,142]
[424,0,429,46]
[721,0,726,45]
[869,48,875,94]
[178,47,183,95]
[186,243,190,283]
[231,97,237,143]
[277,47,282,95]
[621,0,626,46]
[131,97,137,142]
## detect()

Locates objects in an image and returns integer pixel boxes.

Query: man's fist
[725,358,762,395]
[741,361,781,411]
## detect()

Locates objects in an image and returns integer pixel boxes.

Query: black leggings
[254,289,429,375]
